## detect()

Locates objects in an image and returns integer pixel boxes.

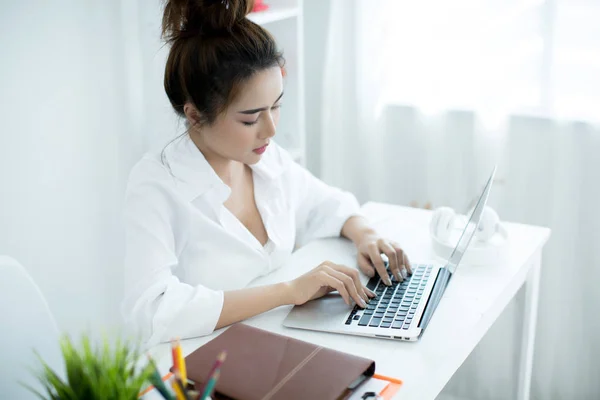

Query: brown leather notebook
[181,323,376,400]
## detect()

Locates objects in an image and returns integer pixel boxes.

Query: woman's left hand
[355,231,412,286]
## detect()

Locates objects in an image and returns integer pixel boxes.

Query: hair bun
[162,0,254,41]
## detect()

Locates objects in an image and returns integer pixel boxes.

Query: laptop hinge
[417,267,452,330]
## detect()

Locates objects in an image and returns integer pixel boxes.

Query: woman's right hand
[286,261,376,308]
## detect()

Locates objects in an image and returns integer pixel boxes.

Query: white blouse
[122,136,361,345]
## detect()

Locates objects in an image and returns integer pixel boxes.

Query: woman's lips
[253,144,268,154]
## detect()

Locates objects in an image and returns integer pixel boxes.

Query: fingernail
[360,299,367,307]
[385,277,392,286]
[401,269,408,279]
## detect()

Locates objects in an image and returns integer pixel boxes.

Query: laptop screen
[446,166,496,274]
[418,167,496,330]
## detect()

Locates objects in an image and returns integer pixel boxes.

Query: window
[376,0,599,122]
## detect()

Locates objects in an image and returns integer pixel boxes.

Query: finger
[318,271,351,305]
[379,239,402,282]
[330,264,369,303]
[357,253,376,277]
[368,244,391,286]
[310,286,334,302]
[402,252,413,275]
[324,266,367,307]
[392,242,413,275]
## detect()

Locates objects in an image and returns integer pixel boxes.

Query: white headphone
[429,206,508,266]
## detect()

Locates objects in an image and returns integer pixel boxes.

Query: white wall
[0,1,156,336]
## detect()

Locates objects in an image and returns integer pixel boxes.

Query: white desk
[147,202,550,400]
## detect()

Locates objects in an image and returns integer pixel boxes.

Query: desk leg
[517,251,541,400]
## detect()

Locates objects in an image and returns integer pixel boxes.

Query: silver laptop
[283,167,496,341]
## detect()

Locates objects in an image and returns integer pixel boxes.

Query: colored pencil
[200,370,220,400]
[173,371,191,400]
[198,351,227,397]
[146,354,174,400]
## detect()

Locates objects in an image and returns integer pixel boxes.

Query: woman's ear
[183,103,202,127]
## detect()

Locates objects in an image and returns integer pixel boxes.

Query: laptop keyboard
[344,264,433,330]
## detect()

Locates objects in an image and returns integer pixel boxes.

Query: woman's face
[187,66,284,165]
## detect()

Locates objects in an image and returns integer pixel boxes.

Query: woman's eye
[241,105,281,126]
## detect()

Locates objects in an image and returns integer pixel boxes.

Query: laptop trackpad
[284,293,350,328]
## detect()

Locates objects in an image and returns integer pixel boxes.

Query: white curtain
[320,1,600,398]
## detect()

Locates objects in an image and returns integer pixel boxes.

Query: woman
[122,0,411,345]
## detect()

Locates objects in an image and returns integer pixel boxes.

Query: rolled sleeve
[127,275,224,346]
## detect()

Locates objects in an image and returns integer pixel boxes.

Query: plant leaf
[27,333,154,400]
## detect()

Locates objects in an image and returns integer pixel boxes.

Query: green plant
[27,334,154,400]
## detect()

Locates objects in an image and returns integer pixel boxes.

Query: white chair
[0,256,63,399]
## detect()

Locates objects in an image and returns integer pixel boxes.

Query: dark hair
[161,0,284,126]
